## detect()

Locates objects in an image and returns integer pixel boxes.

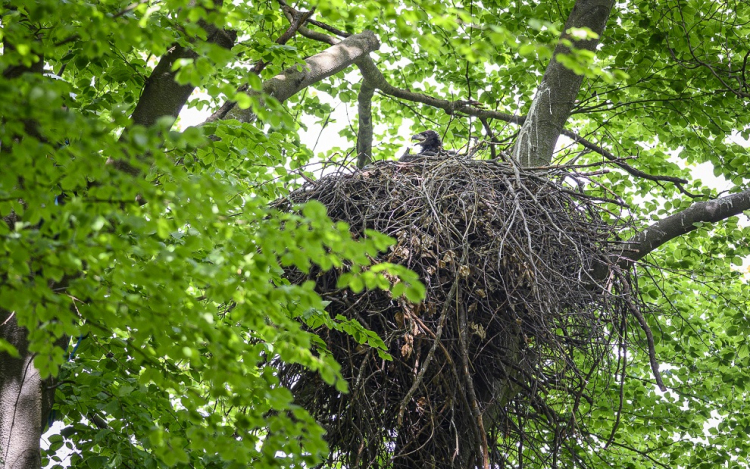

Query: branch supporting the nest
[356,79,375,168]
[622,188,750,267]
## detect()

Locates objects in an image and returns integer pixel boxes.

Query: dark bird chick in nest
[399,130,443,162]
[412,130,442,154]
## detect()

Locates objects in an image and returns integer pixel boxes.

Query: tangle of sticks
[276,154,645,468]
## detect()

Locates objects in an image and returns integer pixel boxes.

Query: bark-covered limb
[612,272,665,392]
[292,13,690,190]
[627,292,667,392]
[0,309,68,469]
[356,79,375,168]
[261,30,379,103]
[130,23,236,128]
[290,22,339,46]
[207,8,314,123]
[512,0,615,167]
[1,311,44,469]
[623,189,750,265]
[222,30,381,124]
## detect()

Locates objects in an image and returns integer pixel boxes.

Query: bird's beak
[411,134,425,143]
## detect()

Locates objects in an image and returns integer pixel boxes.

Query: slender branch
[617,271,666,392]
[675,1,750,99]
[560,129,692,189]
[355,57,523,124]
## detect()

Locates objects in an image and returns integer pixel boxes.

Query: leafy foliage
[1,0,749,467]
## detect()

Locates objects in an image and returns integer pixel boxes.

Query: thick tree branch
[622,189,750,266]
[218,30,380,124]
[130,24,236,127]
[207,8,314,122]
[109,13,235,176]
[512,0,615,167]
[590,189,750,283]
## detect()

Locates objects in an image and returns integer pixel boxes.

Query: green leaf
[0,339,20,358]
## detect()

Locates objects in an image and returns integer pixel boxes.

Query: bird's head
[411,130,442,154]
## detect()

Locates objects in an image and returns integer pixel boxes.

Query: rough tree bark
[511,0,616,167]
[0,312,67,469]
[129,26,236,128]
[622,189,750,266]
[1,311,42,469]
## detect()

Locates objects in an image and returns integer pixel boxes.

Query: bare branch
[560,129,690,187]
[355,57,523,124]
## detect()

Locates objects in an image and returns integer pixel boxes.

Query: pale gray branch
[223,31,380,124]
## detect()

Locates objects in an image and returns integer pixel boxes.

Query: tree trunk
[0,312,58,469]
[511,0,615,167]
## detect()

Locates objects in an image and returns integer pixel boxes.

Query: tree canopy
[1,0,750,468]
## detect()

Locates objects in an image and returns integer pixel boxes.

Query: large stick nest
[277,155,636,468]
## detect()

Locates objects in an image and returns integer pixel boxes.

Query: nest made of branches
[276,154,639,469]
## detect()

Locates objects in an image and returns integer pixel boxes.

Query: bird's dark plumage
[411,130,442,154]
[399,130,443,162]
